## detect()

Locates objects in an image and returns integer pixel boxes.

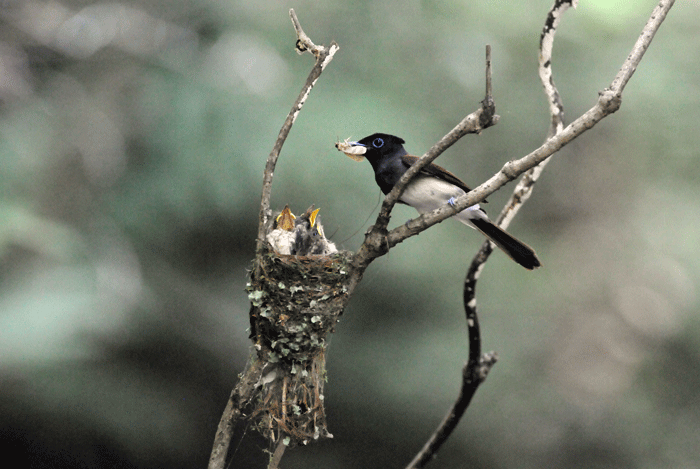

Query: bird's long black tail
[470,218,541,270]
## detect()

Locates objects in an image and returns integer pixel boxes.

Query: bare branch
[539,0,578,137]
[255,9,339,270]
[383,0,674,254]
[484,44,493,106]
[210,11,339,469]
[268,437,287,469]
[404,1,675,467]
[208,357,266,469]
[405,46,500,469]
[347,47,498,289]
[610,0,675,95]
[405,352,497,469]
[374,62,498,234]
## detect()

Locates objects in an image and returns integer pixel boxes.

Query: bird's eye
[372,138,384,148]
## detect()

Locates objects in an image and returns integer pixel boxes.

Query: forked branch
[405,0,674,467]
[209,10,339,469]
[377,0,675,257]
[255,10,339,273]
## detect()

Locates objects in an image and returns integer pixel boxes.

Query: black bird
[339,133,541,270]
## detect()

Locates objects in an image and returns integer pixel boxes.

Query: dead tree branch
[352,0,674,278]
[347,51,498,291]
[212,1,674,467]
[208,10,339,469]
[255,10,339,274]
[404,0,674,467]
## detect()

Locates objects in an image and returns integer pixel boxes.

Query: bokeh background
[1,0,698,468]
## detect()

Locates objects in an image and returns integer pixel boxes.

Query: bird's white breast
[399,175,485,226]
[400,176,465,211]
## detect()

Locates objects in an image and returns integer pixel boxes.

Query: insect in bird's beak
[335,138,367,162]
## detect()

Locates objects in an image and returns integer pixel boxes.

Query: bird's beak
[276,205,296,231]
[310,208,327,238]
[335,138,367,162]
[309,208,321,228]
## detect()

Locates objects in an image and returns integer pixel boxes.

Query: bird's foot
[447,197,457,207]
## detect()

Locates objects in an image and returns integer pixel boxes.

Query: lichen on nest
[245,243,354,445]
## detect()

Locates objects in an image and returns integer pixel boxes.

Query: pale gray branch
[213,10,340,469]
[255,9,339,267]
[383,0,674,252]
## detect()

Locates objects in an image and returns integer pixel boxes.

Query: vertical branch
[405,46,497,469]
[407,0,580,464]
[539,0,577,137]
[475,0,576,270]
[267,438,287,469]
[255,10,339,271]
[406,1,674,467]
[209,11,339,469]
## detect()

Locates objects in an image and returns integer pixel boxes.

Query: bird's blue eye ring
[372,138,384,148]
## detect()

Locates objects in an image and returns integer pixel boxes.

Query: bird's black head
[351,133,408,164]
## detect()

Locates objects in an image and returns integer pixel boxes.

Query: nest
[245,244,354,445]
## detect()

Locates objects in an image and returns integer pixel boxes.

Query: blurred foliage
[0,0,699,468]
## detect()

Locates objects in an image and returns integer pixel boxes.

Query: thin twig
[539,0,577,137]
[610,0,674,95]
[484,45,492,107]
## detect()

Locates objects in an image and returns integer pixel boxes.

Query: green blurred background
[1,0,698,468]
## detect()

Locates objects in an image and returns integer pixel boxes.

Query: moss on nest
[245,244,354,445]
